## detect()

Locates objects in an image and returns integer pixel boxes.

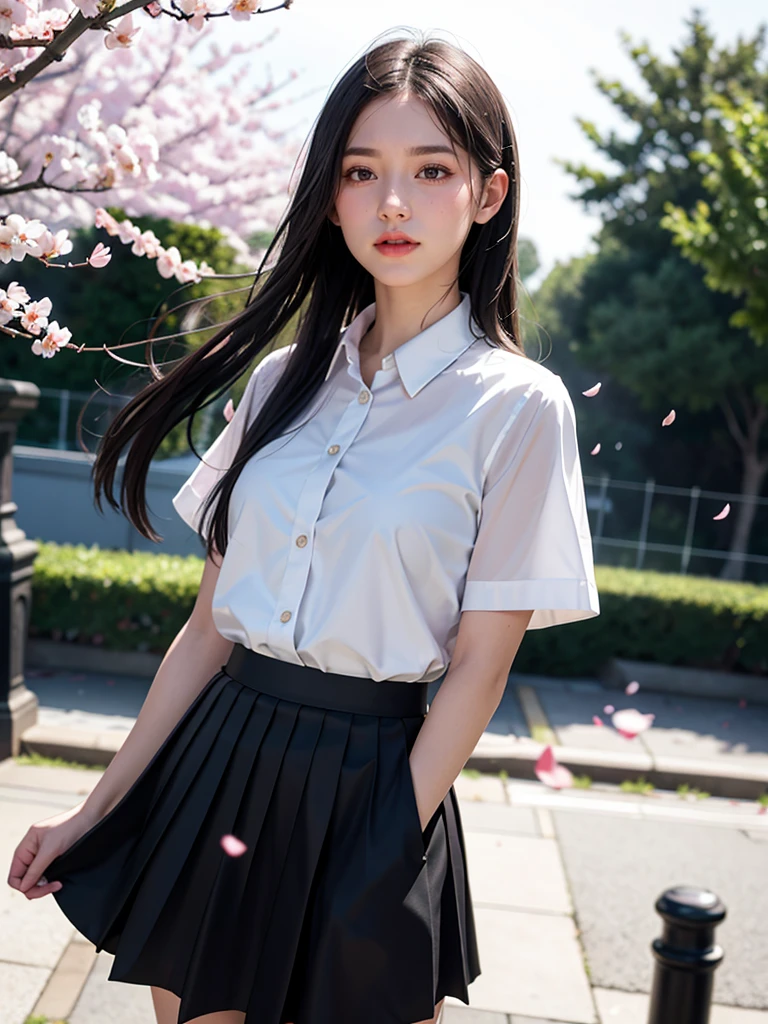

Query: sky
[213,0,767,290]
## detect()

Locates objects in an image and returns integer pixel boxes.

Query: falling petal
[713,503,730,520]
[592,715,604,727]
[223,398,235,422]
[590,442,601,455]
[661,409,676,426]
[603,704,615,715]
[220,833,247,857]
[535,745,574,790]
[582,382,601,397]
[611,708,655,739]
[738,699,747,709]
[106,679,116,687]
[625,680,640,695]
[722,721,730,729]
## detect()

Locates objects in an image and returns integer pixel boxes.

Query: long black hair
[93,29,526,562]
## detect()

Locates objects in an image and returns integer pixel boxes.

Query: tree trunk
[718,393,768,581]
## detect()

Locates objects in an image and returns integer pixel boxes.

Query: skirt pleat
[46,663,481,1024]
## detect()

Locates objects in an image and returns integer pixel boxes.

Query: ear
[474,168,509,226]
[328,205,340,228]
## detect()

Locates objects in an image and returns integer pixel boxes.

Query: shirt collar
[323,291,480,398]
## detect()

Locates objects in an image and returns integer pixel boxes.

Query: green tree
[547,8,768,580]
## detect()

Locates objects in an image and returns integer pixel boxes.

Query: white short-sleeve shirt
[172,291,600,682]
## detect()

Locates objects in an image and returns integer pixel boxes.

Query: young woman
[7,30,600,1024]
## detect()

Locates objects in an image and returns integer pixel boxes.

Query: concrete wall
[11,444,204,558]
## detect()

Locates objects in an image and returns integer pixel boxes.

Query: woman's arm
[80,553,234,823]
[408,608,534,829]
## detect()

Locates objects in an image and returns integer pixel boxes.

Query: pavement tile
[465,832,572,914]
[0,792,79,969]
[68,949,155,1024]
[458,801,541,837]
[593,987,768,1023]
[453,772,508,804]
[0,961,50,1024]
[465,906,596,1022]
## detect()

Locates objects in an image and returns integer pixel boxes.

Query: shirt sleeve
[171,348,285,535]
[459,373,600,629]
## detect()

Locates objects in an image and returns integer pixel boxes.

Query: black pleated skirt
[45,644,481,1024]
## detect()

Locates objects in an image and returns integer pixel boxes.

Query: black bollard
[647,885,726,1024]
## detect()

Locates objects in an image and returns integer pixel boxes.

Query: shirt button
[358,390,370,404]
[280,610,292,623]
[327,444,340,455]
[296,535,308,547]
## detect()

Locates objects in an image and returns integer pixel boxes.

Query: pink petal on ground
[625,680,640,695]
[611,708,655,739]
[713,503,730,520]
[592,715,604,727]
[535,745,574,790]
[603,704,615,714]
[662,409,676,426]
[590,442,601,455]
[582,382,601,397]
[220,834,247,857]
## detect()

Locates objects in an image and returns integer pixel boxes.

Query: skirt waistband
[223,643,429,718]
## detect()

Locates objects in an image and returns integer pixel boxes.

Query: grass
[14,752,104,772]
[619,776,656,795]
[676,783,711,800]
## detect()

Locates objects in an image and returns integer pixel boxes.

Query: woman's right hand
[6,801,102,900]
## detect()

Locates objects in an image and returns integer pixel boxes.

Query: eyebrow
[342,144,456,158]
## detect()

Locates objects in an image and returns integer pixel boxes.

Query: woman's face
[329,91,506,291]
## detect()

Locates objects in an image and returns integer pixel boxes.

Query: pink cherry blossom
[20,297,53,335]
[603,704,615,714]
[220,833,248,856]
[176,258,201,283]
[625,680,640,695]
[88,242,112,268]
[0,282,29,324]
[662,409,676,426]
[0,0,28,36]
[36,228,74,260]
[611,708,655,739]
[104,12,142,50]
[30,320,72,358]
[94,208,121,236]
[156,245,182,279]
[71,0,101,18]
[535,745,574,790]
[592,715,604,727]
[0,214,47,262]
[229,0,262,19]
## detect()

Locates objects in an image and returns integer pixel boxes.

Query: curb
[30,932,97,1021]
[20,722,768,801]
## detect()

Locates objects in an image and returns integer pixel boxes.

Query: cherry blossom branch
[0,2,152,102]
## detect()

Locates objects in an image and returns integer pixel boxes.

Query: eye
[417,164,452,181]
[342,163,454,183]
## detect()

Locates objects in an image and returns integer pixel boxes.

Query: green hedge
[27,541,768,678]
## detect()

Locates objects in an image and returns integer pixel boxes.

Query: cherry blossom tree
[0,0,297,360]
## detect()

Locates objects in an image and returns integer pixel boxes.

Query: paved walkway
[2,666,767,1023]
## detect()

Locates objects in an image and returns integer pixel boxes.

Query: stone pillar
[0,379,41,760]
